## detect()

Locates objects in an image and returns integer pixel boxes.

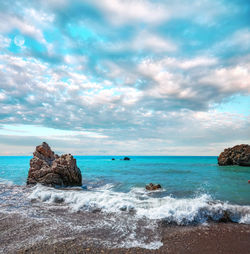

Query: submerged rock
[146,183,162,191]
[27,142,82,187]
[218,211,233,223]
[218,144,250,166]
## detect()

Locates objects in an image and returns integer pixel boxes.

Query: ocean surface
[0,156,250,251]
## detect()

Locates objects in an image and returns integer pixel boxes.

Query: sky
[0,0,249,156]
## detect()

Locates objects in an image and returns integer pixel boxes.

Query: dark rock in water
[239,161,250,167]
[27,142,82,187]
[120,206,127,211]
[111,158,115,160]
[146,183,162,191]
[218,211,233,223]
[53,196,64,203]
[92,208,102,213]
[218,144,250,166]
[123,157,130,160]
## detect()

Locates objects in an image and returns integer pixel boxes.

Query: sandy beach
[1,210,250,254]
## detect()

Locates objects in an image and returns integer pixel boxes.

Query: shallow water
[1,156,249,204]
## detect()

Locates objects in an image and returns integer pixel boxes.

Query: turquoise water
[0,156,249,205]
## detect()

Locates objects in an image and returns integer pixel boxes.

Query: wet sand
[1,212,250,254]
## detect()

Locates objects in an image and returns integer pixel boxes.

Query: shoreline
[1,210,250,254]
[1,182,250,253]
[16,224,250,254]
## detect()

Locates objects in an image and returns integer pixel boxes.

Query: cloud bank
[0,0,249,155]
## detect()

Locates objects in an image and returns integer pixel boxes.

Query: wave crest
[28,184,250,225]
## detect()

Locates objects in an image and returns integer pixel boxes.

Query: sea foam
[0,178,14,186]
[28,184,250,225]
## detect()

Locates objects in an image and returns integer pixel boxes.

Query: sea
[0,156,250,251]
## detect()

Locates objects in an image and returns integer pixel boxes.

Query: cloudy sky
[0,0,249,155]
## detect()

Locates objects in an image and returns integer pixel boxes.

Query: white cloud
[168,0,229,25]
[0,124,108,139]
[199,64,250,93]
[0,35,11,48]
[137,55,250,104]
[138,56,218,75]
[24,8,55,24]
[94,0,168,25]
[0,109,248,155]
[103,31,177,54]
[91,0,230,26]
[177,57,218,69]
[0,12,45,43]
[132,31,177,53]
[220,28,250,50]
[0,92,7,101]
[208,28,250,57]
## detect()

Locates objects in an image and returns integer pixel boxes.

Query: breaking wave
[29,184,250,225]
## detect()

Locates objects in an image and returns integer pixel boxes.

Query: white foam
[119,239,163,250]
[0,178,14,186]
[239,214,250,224]
[28,184,250,225]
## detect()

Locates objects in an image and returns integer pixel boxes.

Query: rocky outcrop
[123,157,130,161]
[218,144,250,166]
[27,142,82,186]
[146,183,162,191]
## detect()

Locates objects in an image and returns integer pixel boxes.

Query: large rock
[27,142,82,186]
[218,144,250,166]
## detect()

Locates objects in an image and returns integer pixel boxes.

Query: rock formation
[123,157,130,161]
[218,144,250,166]
[27,142,82,186]
[145,183,162,191]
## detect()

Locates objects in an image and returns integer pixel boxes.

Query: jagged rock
[27,142,82,187]
[146,183,162,191]
[218,144,250,166]
[123,157,130,160]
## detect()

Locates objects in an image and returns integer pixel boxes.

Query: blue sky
[0,0,249,155]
